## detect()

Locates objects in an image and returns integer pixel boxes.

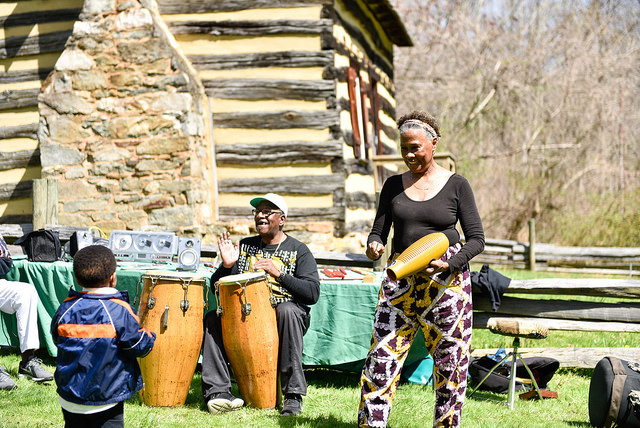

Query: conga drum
[137,271,206,407]
[216,272,279,409]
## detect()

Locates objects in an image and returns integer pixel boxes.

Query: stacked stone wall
[38,0,212,234]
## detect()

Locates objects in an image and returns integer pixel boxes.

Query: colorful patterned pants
[358,245,473,427]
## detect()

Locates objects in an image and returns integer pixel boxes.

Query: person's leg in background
[0,279,53,384]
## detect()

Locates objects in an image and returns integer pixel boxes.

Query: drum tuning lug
[163,305,169,329]
[147,297,156,309]
[180,299,190,312]
[242,303,252,316]
[216,306,224,316]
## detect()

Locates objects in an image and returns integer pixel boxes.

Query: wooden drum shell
[137,271,205,407]
[217,272,279,409]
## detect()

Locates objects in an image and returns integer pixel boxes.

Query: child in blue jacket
[51,245,156,427]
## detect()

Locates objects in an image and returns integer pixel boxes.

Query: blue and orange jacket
[51,288,156,405]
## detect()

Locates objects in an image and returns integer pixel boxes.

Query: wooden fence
[472,277,640,368]
[475,237,640,276]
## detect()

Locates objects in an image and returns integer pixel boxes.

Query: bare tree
[392,0,640,244]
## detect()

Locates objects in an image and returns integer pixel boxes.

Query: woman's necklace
[411,175,430,190]
[259,233,286,257]
[409,164,435,191]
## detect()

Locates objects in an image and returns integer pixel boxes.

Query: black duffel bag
[469,355,559,394]
[589,356,640,428]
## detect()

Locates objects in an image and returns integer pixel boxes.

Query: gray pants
[201,301,310,401]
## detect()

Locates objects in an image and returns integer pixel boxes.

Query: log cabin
[0,0,412,248]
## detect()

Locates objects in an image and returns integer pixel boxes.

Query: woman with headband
[358,111,485,427]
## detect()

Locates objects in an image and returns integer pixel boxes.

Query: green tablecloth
[2,259,190,357]
[2,260,432,377]
[305,277,431,375]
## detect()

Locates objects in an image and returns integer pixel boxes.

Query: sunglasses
[252,209,283,217]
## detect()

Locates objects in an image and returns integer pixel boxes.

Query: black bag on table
[589,356,640,428]
[469,355,560,394]
[14,229,64,262]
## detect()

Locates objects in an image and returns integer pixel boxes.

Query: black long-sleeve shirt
[368,173,485,271]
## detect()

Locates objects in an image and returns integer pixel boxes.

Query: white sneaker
[206,391,244,414]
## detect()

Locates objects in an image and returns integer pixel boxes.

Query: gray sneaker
[206,391,244,414]
[0,364,17,390]
[18,358,54,382]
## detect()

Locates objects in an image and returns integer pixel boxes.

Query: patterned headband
[401,119,437,139]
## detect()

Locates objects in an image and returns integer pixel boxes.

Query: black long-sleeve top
[367,173,485,271]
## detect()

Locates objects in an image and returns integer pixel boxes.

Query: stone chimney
[38,0,213,234]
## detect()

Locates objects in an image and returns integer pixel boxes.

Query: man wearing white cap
[201,193,320,417]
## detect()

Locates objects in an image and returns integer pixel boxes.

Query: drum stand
[468,318,550,410]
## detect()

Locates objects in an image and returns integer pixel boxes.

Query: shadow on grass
[304,367,361,388]
[276,414,353,427]
[466,389,510,404]
[558,368,593,378]
[0,345,56,365]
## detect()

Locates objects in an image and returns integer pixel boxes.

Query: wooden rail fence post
[32,178,58,230]
[528,218,536,271]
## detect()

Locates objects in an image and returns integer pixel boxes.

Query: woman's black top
[367,173,485,272]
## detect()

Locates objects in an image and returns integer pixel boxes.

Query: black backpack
[589,356,640,428]
[469,355,560,394]
[15,229,64,262]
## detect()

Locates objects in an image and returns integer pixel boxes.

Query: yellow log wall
[0,0,82,221]
[161,4,340,221]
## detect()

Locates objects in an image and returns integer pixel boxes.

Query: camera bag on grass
[469,355,560,394]
[14,229,64,262]
[589,356,640,428]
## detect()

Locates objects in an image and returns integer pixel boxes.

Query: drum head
[218,272,267,285]
[142,270,205,281]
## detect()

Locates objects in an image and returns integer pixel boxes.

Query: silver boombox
[107,230,201,270]
[109,230,178,262]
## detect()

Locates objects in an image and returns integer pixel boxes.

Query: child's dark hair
[73,245,117,288]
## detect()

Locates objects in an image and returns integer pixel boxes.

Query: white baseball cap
[250,193,288,217]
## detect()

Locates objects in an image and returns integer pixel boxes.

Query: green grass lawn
[1,266,633,427]
[0,353,594,427]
